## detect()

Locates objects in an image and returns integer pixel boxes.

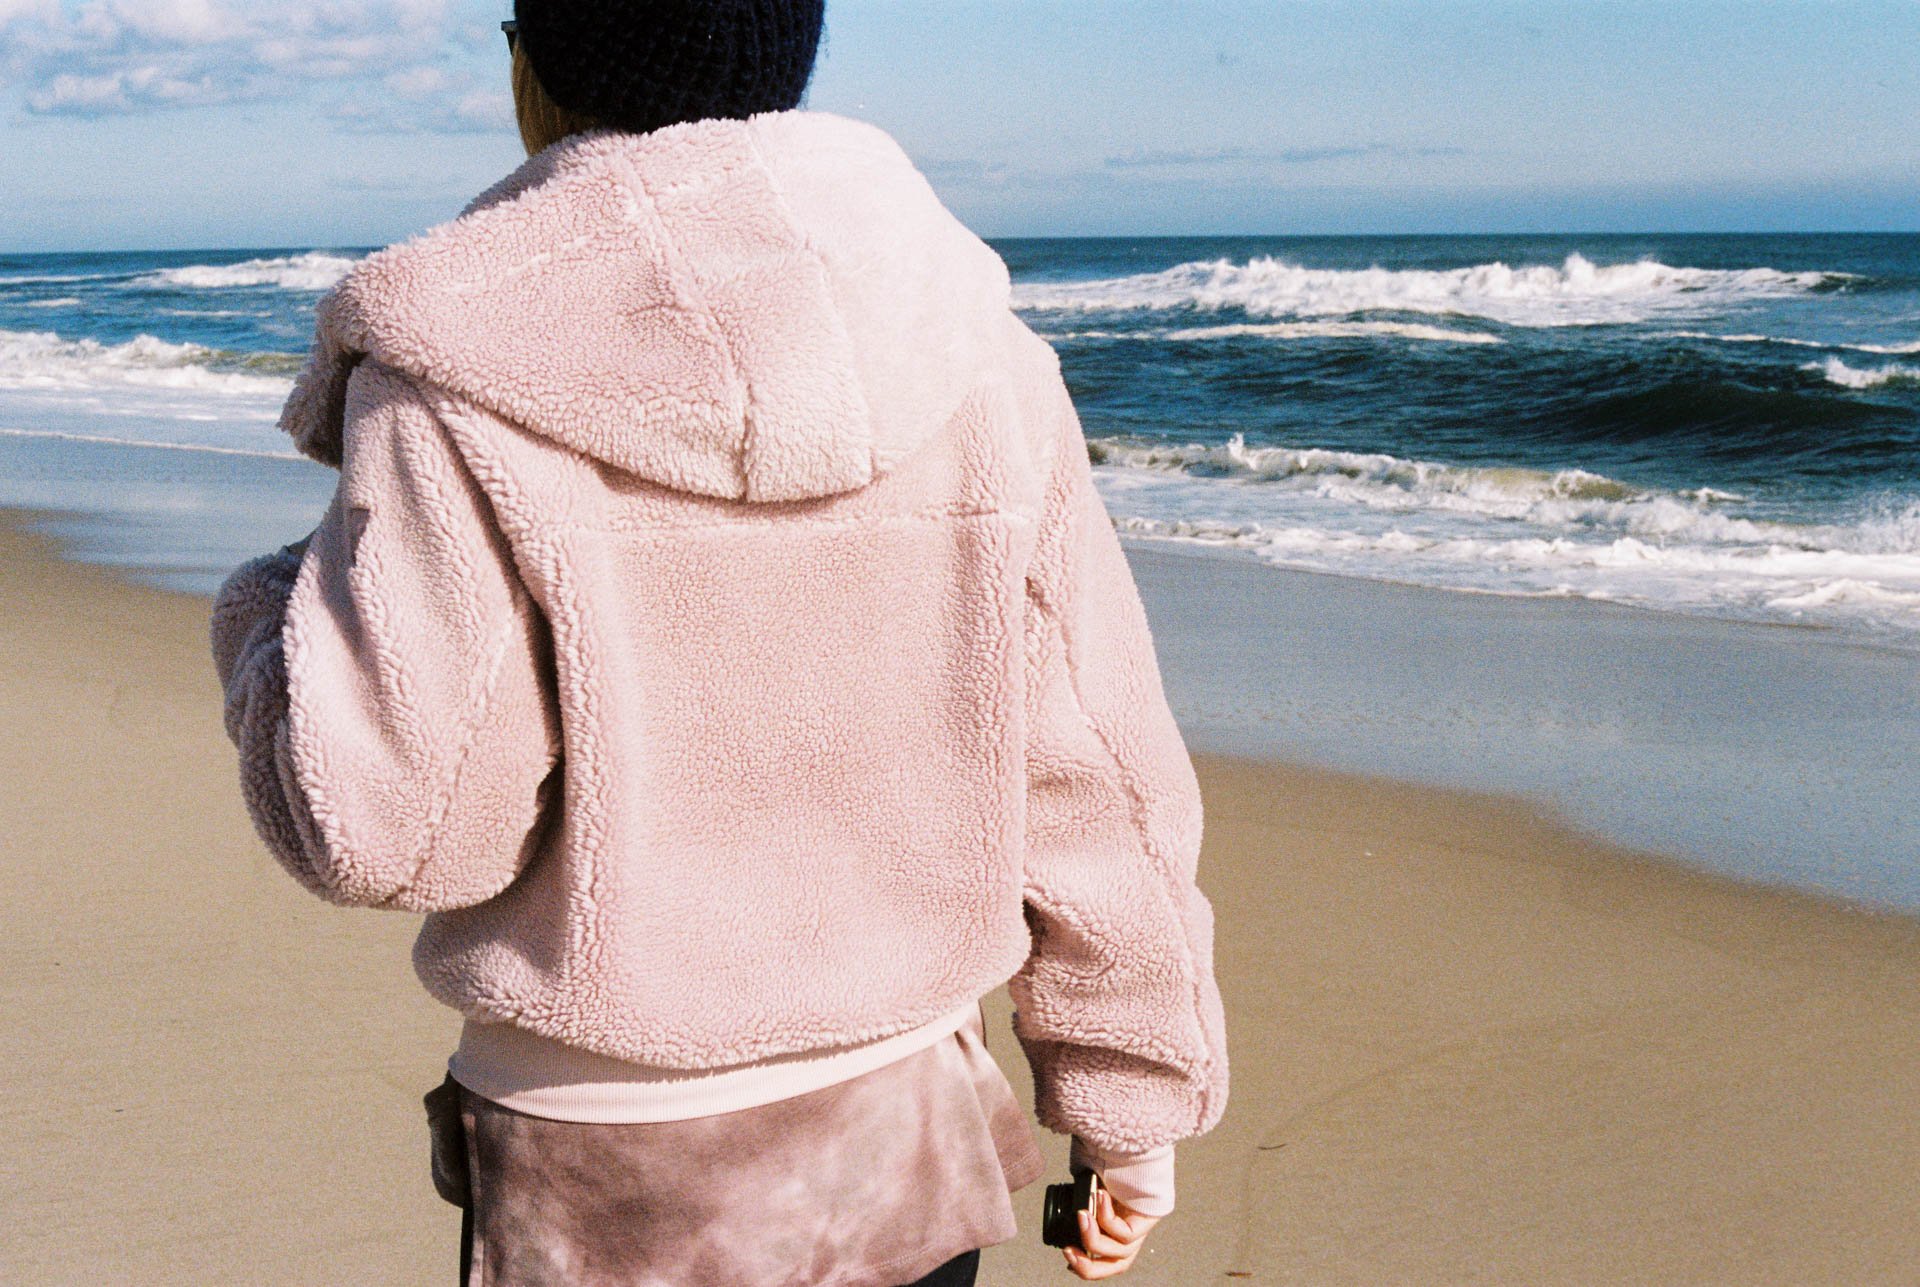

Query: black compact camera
[1041,1166,1103,1249]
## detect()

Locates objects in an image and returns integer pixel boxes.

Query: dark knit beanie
[512,0,827,135]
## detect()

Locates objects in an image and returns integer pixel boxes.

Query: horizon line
[7,229,1920,257]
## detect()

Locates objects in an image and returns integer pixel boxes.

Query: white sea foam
[1015,254,1845,328]
[1089,435,1779,539]
[1048,320,1502,344]
[1765,578,1920,612]
[0,272,119,285]
[0,425,302,461]
[22,297,82,308]
[1087,432,1920,637]
[1164,320,1502,344]
[136,251,359,292]
[1661,330,1920,355]
[0,327,295,396]
[1809,356,1920,389]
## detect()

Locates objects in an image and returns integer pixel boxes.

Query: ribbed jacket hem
[448,1000,982,1123]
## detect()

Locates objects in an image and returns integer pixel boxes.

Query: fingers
[1093,1188,1144,1244]
[1077,1206,1133,1259]
[1063,1243,1136,1280]
[1063,1190,1153,1279]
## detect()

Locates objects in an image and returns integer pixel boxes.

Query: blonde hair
[511,41,607,156]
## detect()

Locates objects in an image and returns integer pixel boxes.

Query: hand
[1063,1185,1161,1280]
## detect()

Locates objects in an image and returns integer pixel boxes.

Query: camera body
[1041,1165,1103,1249]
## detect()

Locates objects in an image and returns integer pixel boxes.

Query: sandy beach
[5,505,1920,1286]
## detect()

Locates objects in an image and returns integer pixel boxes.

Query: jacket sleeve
[1007,364,1230,1200]
[209,359,562,912]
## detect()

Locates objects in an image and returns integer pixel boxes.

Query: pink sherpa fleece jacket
[209,110,1228,1158]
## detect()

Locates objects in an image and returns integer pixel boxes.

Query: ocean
[1010,234,1920,647]
[3,234,1917,643]
[2,234,1916,907]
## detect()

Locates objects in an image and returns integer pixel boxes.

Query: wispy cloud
[1,0,505,131]
[30,64,237,114]
[327,62,513,134]
[1104,143,1467,170]
[0,0,61,28]
[916,157,1015,184]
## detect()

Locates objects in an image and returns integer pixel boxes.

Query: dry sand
[4,507,1918,1286]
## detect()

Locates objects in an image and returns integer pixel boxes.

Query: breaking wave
[1047,319,1502,344]
[1014,254,1849,327]
[135,251,359,292]
[1660,330,1920,355]
[0,327,298,395]
[1087,432,1920,637]
[1089,433,1753,528]
[1810,357,1920,390]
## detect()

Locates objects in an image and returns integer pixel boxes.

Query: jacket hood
[280,110,1012,502]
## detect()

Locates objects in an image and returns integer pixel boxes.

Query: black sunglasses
[501,18,518,52]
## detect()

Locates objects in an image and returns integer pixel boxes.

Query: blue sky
[1,0,1916,252]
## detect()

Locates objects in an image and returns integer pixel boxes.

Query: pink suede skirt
[426,1014,1045,1287]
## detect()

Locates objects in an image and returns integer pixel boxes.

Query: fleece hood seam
[278,110,1006,503]
[734,117,881,490]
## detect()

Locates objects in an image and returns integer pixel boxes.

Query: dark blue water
[3,236,1917,636]
[1002,234,1919,492]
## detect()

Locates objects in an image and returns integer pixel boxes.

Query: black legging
[901,1249,980,1287]
[460,1207,979,1287]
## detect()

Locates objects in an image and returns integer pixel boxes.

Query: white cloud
[446,86,509,129]
[328,71,513,135]
[28,64,231,113]
[4,0,505,132]
[385,64,452,100]
[0,0,59,26]
[90,0,227,45]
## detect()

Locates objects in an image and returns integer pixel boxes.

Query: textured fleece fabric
[209,109,1229,1159]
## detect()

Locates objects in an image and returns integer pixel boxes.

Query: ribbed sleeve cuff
[1070,1135,1175,1218]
